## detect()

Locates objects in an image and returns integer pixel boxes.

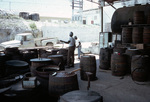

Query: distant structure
[19,12,40,21]
[71,0,83,23]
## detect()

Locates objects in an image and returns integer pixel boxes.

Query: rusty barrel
[122,27,132,43]
[133,11,145,24]
[58,48,68,65]
[111,53,128,76]
[59,90,103,102]
[30,58,52,76]
[125,49,141,73]
[48,55,64,70]
[35,65,59,90]
[131,55,150,82]
[5,60,29,76]
[80,55,97,81]
[49,71,79,97]
[113,47,127,54]
[132,27,143,43]
[143,27,150,44]
[147,13,150,24]
[99,48,112,70]
[0,53,6,77]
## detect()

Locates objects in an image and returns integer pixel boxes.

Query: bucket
[111,53,128,76]
[122,27,132,43]
[48,55,64,70]
[132,27,143,43]
[133,11,145,24]
[49,71,79,97]
[30,58,52,76]
[80,55,97,81]
[131,55,150,82]
[143,27,150,44]
[99,48,112,70]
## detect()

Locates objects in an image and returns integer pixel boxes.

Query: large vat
[111,4,150,33]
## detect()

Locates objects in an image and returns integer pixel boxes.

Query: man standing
[60,32,75,68]
[74,36,84,59]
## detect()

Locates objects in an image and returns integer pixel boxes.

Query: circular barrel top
[48,55,63,58]
[60,90,102,102]
[50,71,76,78]
[6,60,28,67]
[30,58,52,62]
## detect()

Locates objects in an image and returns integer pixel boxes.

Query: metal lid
[30,58,52,62]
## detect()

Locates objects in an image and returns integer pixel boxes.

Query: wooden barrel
[80,55,97,81]
[99,48,112,70]
[49,71,79,97]
[48,55,64,70]
[30,58,52,76]
[122,27,132,43]
[59,90,103,102]
[143,27,150,44]
[0,53,6,77]
[35,65,59,90]
[5,60,29,76]
[58,48,68,65]
[133,11,145,24]
[132,27,143,43]
[111,53,128,76]
[131,55,150,82]
[125,49,141,73]
[21,50,38,65]
[113,47,127,54]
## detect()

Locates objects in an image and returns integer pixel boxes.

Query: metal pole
[101,6,103,33]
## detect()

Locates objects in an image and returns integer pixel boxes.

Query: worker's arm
[60,40,70,44]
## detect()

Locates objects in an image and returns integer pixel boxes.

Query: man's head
[69,32,73,37]
[74,36,77,40]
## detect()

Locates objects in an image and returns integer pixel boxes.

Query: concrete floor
[66,54,150,102]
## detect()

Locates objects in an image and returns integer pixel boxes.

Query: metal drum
[111,53,128,76]
[48,55,64,70]
[49,71,79,97]
[80,55,97,81]
[60,90,103,102]
[99,48,112,70]
[35,65,59,90]
[132,27,143,43]
[122,27,132,43]
[5,60,29,76]
[131,55,150,82]
[30,58,52,76]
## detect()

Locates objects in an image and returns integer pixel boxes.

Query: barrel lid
[52,71,75,77]
[6,60,28,67]
[30,58,52,62]
[48,55,63,58]
[60,90,101,102]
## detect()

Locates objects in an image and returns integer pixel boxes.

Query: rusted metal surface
[133,11,145,24]
[80,55,97,81]
[143,26,150,44]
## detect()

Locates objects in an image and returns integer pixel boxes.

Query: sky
[0,0,100,18]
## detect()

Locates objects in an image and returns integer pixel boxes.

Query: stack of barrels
[122,11,150,44]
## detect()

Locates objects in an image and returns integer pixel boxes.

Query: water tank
[111,4,150,34]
